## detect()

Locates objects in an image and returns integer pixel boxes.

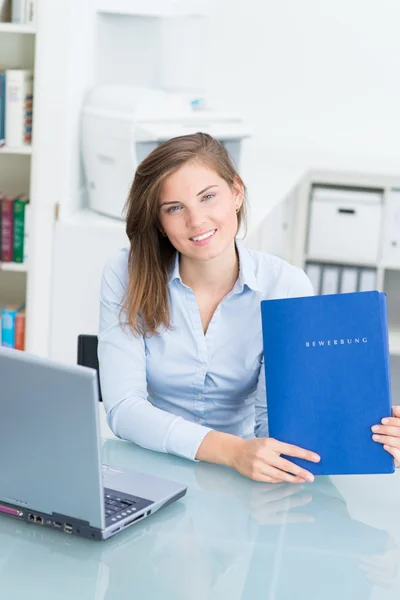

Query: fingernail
[372,434,380,441]
[382,418,389,424]
[313,455,320,462]
[306,474,314,482]
[371,425,379,432]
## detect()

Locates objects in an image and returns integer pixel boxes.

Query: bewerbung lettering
[306,338,368,347]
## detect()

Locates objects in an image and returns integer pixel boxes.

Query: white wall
[206,0,400,233]
[49,0,400,361]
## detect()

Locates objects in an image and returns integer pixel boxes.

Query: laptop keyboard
[104,488,153,526]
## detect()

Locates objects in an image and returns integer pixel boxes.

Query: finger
[383,444,400,467]
[379,417,400,427]
[278,493,313,512]
[281,514,315,524]
[253,485,307,506]
[258,493,313,515]
[269,438,320,463]
[272,455,315,482]
[372,434,400,448]
[267,514,315,524]
[392,406,400,418]
[372,424,400,437]
[257,464,305,484]
[250,471,287,484]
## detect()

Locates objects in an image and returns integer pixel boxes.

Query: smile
[190,229,217,242]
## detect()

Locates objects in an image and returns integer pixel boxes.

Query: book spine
[25,0,35,25]
[0,72,5,145]
[5,70,33,147]
[0,195,2,259]
[11,0,25,23]
[14,309,26,350]
[0,0,11,22]
[1,307,17,348]
[13,196,28,263]
[1,197,13,262]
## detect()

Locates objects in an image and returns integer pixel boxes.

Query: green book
[13,195,29,263]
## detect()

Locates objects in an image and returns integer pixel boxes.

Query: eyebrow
[159,185,219,207]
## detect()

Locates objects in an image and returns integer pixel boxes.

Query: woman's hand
[371,406,400,467]
[229,437,320,484]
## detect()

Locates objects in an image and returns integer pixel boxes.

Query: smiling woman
[97,132,400,483]
[121,133,247,338]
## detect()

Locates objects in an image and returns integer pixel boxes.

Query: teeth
[191,230,215,242]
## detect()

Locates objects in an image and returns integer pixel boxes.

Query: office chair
[77,334,102,402]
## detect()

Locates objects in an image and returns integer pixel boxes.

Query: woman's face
[158,161,243,263]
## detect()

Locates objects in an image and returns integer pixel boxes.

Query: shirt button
[200,366,206,373]
[197,393,202,399]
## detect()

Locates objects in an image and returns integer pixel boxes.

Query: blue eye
[166,205,182,214]
[202,193,215,201]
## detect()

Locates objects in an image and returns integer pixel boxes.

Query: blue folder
[261,291,394,475]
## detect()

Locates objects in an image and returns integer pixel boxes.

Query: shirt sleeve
[254,267,314,438]
[98,251,212,462]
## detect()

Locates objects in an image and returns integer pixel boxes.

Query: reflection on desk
[0,439,398,600]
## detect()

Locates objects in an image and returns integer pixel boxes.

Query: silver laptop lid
[0,348,105,530]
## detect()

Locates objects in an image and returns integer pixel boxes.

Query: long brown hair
[122,132,248,337]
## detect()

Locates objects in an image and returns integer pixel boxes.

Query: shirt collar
[168,251,181,286]
[235,239,261,293]
[168,238,261,292]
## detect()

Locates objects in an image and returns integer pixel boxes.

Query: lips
[190,229,217,242]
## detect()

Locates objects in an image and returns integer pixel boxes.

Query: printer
[81,86,250,219]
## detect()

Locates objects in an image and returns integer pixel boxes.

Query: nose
[186,205,206,230]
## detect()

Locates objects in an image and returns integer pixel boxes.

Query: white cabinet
[381,188,400,269]
[50,211,127,364]
[277,169,400,358]
[307,186,383,266]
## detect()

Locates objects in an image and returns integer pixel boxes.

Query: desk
[0,439,399,599]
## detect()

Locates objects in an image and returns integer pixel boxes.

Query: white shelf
[389,327,400,356]
[0,145,32,155]
[61,208,126,232]
[0,262,27,273]
[96,0,209,17]
[0,23,35,34]
[305,256,378,269]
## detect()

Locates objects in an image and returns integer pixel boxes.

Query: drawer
[307,187,383,265]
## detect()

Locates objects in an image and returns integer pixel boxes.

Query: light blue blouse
[98,240,313,461]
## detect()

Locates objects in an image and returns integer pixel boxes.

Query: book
[1,304,22,348]
[13,195,29,262]
[261,291,394,475]
[5,69,33,147]
[14,309,26,350]
[11,0,25,23]
[0,0,11,22]
[25,0,35,25]
[1,196,14,261]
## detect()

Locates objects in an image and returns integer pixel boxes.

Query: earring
[236,206,240,214]
[160,228,167,237]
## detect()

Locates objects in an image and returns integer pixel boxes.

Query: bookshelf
[0,145,32,155]
[0,262,27,272]
[0,0,65,356]
[271,169,400,357]
[0,23,35,34]
[95,0,210,17]
[0,22,34,350]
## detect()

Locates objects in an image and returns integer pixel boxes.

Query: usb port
[64,524,73,534]
[53,521,62,528]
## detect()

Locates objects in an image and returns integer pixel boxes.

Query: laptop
[0,347,187,540]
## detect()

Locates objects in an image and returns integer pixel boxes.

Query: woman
[98,132,400,483]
